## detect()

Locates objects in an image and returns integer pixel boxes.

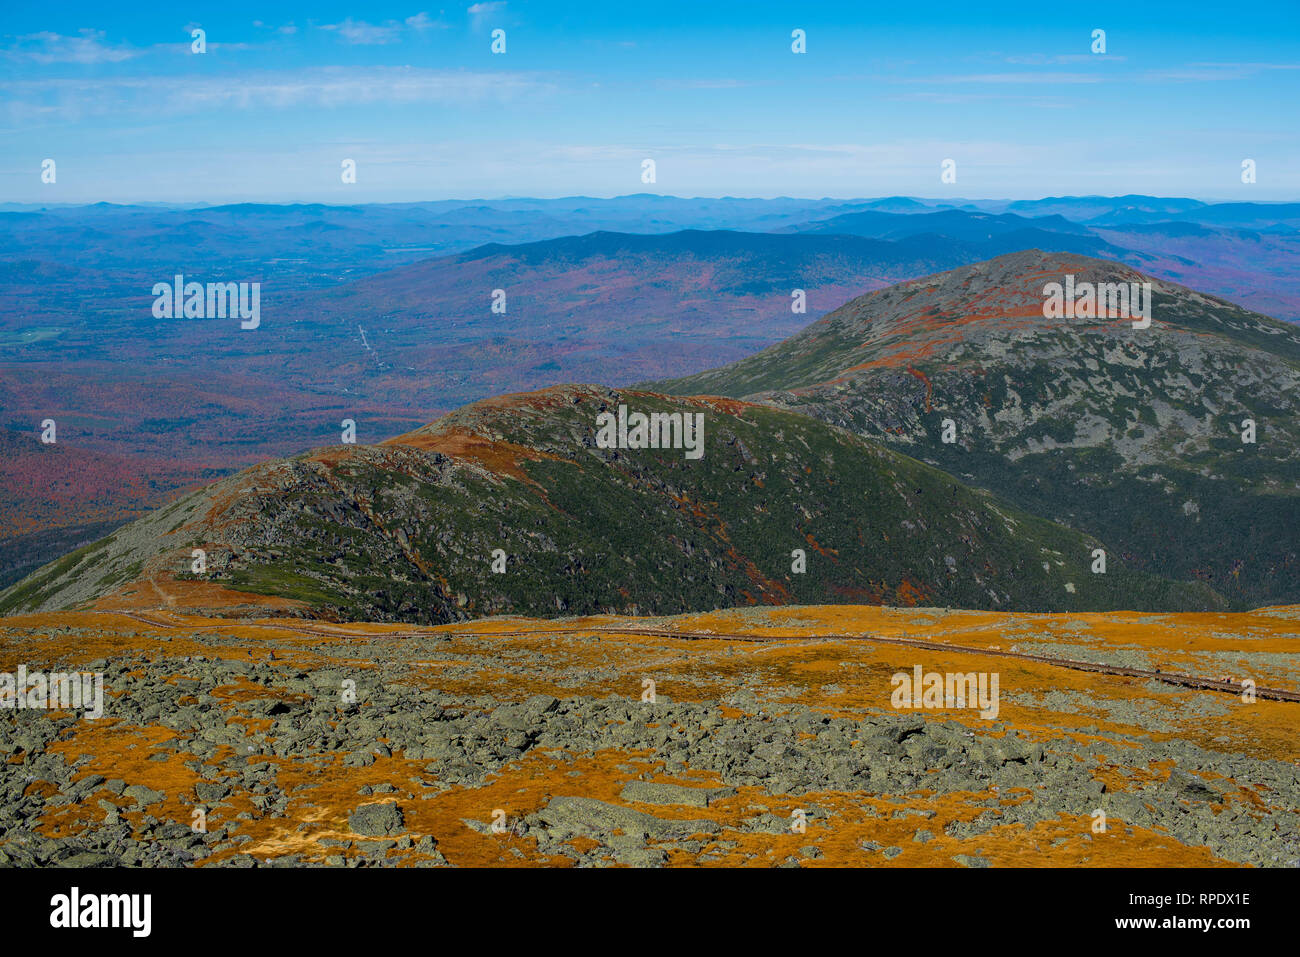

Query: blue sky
[2,0,1298,203]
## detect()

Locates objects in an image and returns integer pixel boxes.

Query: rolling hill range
[0,385,1220,622]
[650,250,1300,609]
[780,206,1300,321]
[0,195,1007,283]
[287,226,1134,403]
[779,208,1096,242]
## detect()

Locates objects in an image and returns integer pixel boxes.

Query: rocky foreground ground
[0,603,1297,867]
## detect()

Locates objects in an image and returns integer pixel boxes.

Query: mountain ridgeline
[0,385,1219,622]
[649,250,1300,609]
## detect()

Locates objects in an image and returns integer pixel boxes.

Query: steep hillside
[0,386,1218,622]
[649,251,1300,608]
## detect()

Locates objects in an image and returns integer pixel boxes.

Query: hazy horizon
[5,192,1300,210]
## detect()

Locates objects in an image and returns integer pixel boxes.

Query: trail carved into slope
[99,611,1300,704]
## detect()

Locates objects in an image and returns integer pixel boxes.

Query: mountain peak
[650,253,1300,609]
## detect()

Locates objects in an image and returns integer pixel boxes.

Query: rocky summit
[651,250,1300,608]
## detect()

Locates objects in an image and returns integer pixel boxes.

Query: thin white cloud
[405,12,449,31]
[1188,61,1300,70]
[1005,53,1126,65]
[468,2,507,32]
[252,21,299,35]
[319,13,448,44]
[542,140,1043,166]
[889,91,1073,108]
[0,67,558,121]
[1143,61,1300,82]
[4,29,138,64]
[656,78,749,90]
[910,72,1105,85]
[320,18,404,45]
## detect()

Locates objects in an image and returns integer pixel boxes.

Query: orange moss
[6,602,1298,867]
[383,427,568,484]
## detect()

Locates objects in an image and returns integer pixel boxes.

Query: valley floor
[0,603,1297,867]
